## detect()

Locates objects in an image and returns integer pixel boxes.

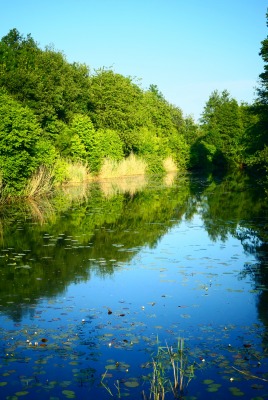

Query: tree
[200,90,244,168]
[251,10,268,175]
[68,114,102,173]
[257,10,268,106]
[88,69,144,132]
[0,30,91,136]
[0,90,41,193]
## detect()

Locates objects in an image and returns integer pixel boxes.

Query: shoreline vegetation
[1,154,178,200]
[0,15,267,199]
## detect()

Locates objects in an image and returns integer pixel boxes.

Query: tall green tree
[199,90,244,168]
[88,69,144,131]
[0,29,91,136]
[88,69,146,155]
[251,10,268,174]
[67,114,102,173]
[0,90,42,193]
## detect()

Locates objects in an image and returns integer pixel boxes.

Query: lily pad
[62,390,76,398]
[124,379,139,388]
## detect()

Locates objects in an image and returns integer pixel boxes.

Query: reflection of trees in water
[189,171,268,336]
[0,171,267,323]
[238,229,268,333]
[0,175,190,321]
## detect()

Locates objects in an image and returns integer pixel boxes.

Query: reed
[150,358,167,400]
[99,154,147,179]
[147,338,195,399]
[163,156,178,173]
[24,166,54,197]
[65,161,91,183]
[100,370,113,397]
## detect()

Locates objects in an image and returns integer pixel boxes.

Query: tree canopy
[0,20,267,195]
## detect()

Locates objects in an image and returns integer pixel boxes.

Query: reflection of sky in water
[0,191,266,399]
[66,212,259,340]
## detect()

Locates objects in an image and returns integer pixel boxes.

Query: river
[0,171,267,399]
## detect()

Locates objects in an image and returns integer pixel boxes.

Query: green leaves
[199,90,245,169]
[0,90,41,192]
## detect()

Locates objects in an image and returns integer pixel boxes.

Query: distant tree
[257,10,268,106]
[148,84,165,101]
[200,90,244,168]
[96,129,124,162]
[183,115,201,146]
[251,10,268,175]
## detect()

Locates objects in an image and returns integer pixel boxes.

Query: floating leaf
[105,364,117,370]
[229,387,245,397]
[203,379,214,385]
[62,390,76,398]
[124,379,139,388]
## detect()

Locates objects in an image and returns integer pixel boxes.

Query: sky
[1,0,267,120]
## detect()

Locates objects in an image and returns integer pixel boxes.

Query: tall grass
[24,160,91,198]
[163,157,177,173]
[2,154,177,200]
[99,153,147,179]
[24,166,54,197]
[65,161,91,183]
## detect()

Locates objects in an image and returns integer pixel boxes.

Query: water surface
[0,172,267,399]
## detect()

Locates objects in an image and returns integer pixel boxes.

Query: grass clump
[143,338,196,400]
[99,153,147,179]
[163,157,178,173]
[24,166,54,197]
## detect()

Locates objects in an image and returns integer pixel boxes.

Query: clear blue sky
[1,0,267,120]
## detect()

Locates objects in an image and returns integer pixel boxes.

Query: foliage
[0,22,267,195]
[168,132,190,169]
[68,114,102,174]
[248,10,268,177]
[199,90,244,169]
[88,68,144,132]
[0,90,41,193]
[0,29,91,134]
[96,129,124,161]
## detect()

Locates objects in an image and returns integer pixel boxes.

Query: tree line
[0,12,267,196]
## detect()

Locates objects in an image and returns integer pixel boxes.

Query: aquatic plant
[144,337,196,399]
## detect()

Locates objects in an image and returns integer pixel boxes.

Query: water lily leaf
[105,364,117,370]
[62,390,76,398]
[124,379,139,388]
[229,387,245,397]
[203,379,214,385]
